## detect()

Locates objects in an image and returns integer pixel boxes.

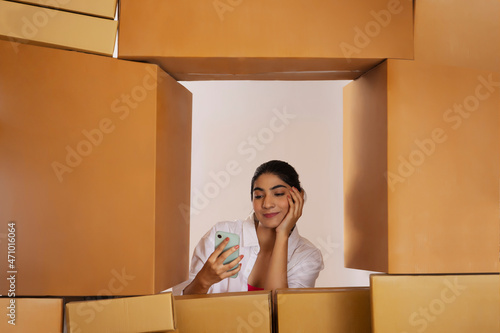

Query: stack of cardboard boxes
[0,1,192,332]
[117,0,412,332]
[0,0,118,56]
[344,0,500,332]
[1,0,498,332]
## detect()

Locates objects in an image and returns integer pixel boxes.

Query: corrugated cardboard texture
[118,0,413,80]
[0,0,117,56]
[371,274,500,333]
[10,0,118,19]
[66,293,175,333]
[0,298,63,332]
[344,59,500,274]
[276,288,371,333]
[414,0,500,72]
[0,41,192,295]
[173,291,272,332]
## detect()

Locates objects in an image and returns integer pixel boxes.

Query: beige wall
[180,80,373,287]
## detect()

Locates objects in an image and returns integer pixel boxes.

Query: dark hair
[250,160,302,200]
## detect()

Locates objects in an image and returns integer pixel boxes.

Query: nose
[262,195,275,209]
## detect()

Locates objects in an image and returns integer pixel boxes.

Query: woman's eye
[254,195,262,199]
[275,193,285,197]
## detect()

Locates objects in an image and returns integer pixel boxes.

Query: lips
[263,212,279,218]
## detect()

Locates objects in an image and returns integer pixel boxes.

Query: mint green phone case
[215,231,240,278]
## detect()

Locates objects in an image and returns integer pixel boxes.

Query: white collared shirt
[172,215,324,295]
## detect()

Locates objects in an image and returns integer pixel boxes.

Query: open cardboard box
[343,59,500,274]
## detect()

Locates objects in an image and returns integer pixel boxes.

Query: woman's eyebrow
[253,185,287,192]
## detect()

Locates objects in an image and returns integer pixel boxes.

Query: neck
[254,219,276,252]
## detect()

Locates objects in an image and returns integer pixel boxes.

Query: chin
[257,216,283,229]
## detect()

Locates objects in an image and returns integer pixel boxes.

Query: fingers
[221,259,243,279]
[216,253,243,279]
[288,187,304,217]
[210,237,231,261]
[217,244,240,263]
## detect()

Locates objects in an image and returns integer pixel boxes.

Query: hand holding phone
[183,231,242,294]
[215,231,240,278]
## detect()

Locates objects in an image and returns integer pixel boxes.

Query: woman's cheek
[279,197,290,210]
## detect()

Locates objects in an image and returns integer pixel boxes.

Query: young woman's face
[252,173,291,228]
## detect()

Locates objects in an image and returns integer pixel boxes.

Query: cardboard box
[0,0,117,56]
[118,0,413,80]
[0,40,192,296]
[414,0,500,72]
[0,298,63,332]
[275,288,371,333]
[11,0,118,19]
[66,293,175,333]
[371,274,500,333]
[173,291,272,332]
[343,59,500,274]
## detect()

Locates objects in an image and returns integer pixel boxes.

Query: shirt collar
[241,213,302,261]
[242,213,259,248]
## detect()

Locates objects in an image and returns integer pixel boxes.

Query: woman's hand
[193,237,243,290]
[275,187,304,237]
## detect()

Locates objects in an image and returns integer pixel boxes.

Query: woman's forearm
[182,276,210,295]
[264,233,289,290]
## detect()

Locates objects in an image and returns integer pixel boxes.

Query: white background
[180,80,373,287]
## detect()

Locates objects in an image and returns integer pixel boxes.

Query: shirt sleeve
[172,226,217,295]
[287,247,324,288]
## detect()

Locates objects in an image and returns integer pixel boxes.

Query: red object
[247,284,264,291]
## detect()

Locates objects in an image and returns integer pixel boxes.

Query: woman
[174,160,324,295]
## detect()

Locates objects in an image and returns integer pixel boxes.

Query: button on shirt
[172,215,324,295]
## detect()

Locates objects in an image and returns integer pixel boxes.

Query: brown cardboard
[414,0,500,72]
[0,0,117,56]
[0,298,63,332]
[344,59,500,274]
[275,288,371,333]
[66,293,175,333]
[371,274,500,333]
[173,291,272,333]
[118,0,414,80]
[0,40,192,296]
[11,0,118,19]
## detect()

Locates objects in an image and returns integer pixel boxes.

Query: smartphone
[215,231,240,278]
